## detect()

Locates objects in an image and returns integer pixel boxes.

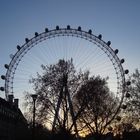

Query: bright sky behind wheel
[0,0,140,101]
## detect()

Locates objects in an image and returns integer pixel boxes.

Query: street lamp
[31,94,38,140]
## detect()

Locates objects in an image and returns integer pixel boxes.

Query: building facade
[0,96,29,140]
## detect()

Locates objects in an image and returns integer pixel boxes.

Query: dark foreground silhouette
[19,124,140,140]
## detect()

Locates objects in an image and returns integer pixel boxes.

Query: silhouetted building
[0,95,29,140]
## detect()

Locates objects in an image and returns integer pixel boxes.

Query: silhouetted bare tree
[120,69,140,129]
[24,59,120,137]
[74,76,119,136]
[24,59,89,135]
[111,69,140,137]
[128,69,140,114]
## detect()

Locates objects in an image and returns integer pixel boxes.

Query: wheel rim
[1,26,128,115]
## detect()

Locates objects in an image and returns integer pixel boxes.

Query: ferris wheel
[0,26,130,129]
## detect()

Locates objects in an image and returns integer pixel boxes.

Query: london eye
[0,26,130,134]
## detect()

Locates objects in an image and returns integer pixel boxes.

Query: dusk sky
[0,0,140,100]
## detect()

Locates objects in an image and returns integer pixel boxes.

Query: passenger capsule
[126,93,130,98]
[121,59,125,63]
[126,81,131,86]
[0,87,4,91]
[45,28,49,32]
[125,69,129,74]
[56,26,59,30]
[25,38,29,43]
[35,32,38,37]
[107,41,111,46]
[98,34,102,39]
[88,29,92,34]
[17,45,21,51]
[1,75,6,80]
[67,25,70,29]
[114,49,119,54]
[78,26,81,31]
[4,64,9,69]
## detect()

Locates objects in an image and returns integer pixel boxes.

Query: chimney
[14,99,19,108]
[8,94,14,104]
